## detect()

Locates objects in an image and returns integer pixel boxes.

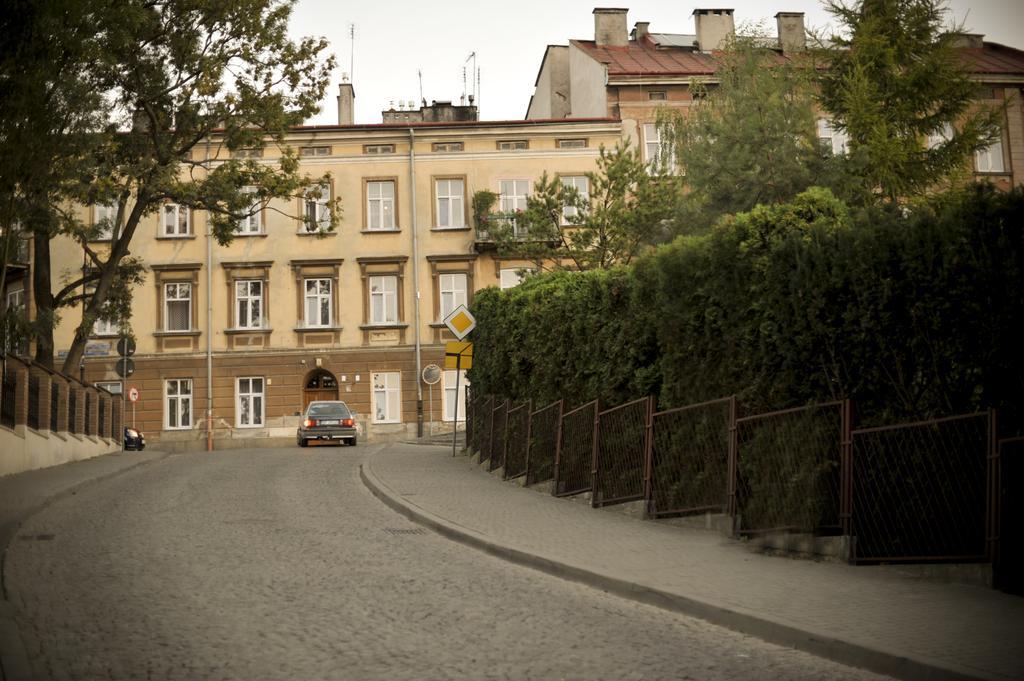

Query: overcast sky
[287,0,1024,126]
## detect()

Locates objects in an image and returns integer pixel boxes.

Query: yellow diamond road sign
[443,304,476,340]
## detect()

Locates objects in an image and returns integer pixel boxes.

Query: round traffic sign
[116,357,135,378]
[128,387,139,403]
[117,337,136,357]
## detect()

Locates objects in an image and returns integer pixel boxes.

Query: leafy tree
[819,0,1003,203]
[0,0,338,372]
[656,35,835,232]
[480,142,680,271]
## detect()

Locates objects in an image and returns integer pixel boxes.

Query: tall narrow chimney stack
[775,12,806,52]
[337,79,355,125]
[594,8,628,48]
[693,8,735,52]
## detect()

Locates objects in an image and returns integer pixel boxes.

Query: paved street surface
[2,444,891,681]
[367,444,1024,681]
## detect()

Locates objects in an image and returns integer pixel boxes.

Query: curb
[0,451,171,681]
[360,460,996,681]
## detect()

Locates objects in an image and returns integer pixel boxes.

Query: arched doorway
[303,369,339,408]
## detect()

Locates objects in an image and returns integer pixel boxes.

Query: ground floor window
[443,370,467,422]
[236,377,264,428]
[96,381,122,396]
[372,372,400,423]
[165,378,192,430]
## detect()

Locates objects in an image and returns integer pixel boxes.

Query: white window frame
[235,187,263,234]
[93,316,119,337]
[975,136,1005,173]
[499,267,533,290]
[369,275,398,324]
[560,175,589,224]
[163,282,192,332]
[94,202,117,240]
[6,288,25,311]
[643,123,676,174]
[236,377,265,428]
[499,179,530,237]
[371,371,401,424]
[304,278,332,328]
[96,381,122,396]
[235,279,264,329]
[443,369,467,422]
[817,118,849,156]
[162,203,190,237]
[926,122,954,150]
[438,273,468,320]
[435,178,466,229]
[302,183,331,233]
[366,180,396,231]
[164,378,193,430]
[497,140,528,151]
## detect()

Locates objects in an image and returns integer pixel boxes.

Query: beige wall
[0,426,119,477]
[569,43,609,118]
[49,120,622,445]
[527,46,571,120]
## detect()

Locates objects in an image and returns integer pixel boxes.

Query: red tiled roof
[570,39,718,77]
[571,38,1024,78]
[959,42,1024,75]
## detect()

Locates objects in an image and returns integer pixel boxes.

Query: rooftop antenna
[462,66,467,105]
[349,24,355,81]
[464,52,477,104]
[418,70,425,108]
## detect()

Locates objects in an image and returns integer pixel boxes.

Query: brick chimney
[594,8,628,48]
[951,33,984,49]
[693,8,734,52]
[337,79,355,125]
[775,12,806,53]
[633,21,650,42]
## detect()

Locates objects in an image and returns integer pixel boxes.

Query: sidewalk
[362,443,1024,681]
[0,449,168,681]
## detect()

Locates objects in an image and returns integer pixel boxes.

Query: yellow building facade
[43,117,621,449]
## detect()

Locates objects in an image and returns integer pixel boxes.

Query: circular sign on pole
[128,387,139,403]
[421,364,442,385]
[116,357,135,378]
[117,337,136,357]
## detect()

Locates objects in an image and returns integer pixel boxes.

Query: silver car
[297,401,358,447]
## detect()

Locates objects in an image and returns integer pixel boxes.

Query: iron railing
[50,382,60,432]
[734,401,847,535]
[477,396,494,463]
[27,374,40,430]
[554,400,597,497]
[647,396,734,518]
[112,397,122,444]
[84,391,94,436]
[488,400,509,472]
[503,401,531,480]
[464,387,474,453]
[850,411,993,564]
[68,388,78,434]
[98,395,107,438]
[0,362,15,429]
[525,400,562,486]
[593,397,651,508]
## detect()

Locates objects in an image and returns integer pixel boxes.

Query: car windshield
[307,403,350,417]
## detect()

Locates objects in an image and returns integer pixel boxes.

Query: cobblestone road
[5,445,890,681]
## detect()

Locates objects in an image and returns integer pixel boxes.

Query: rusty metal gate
[593,397,651,508]
[525,400,562,486]
[554,400,597,497]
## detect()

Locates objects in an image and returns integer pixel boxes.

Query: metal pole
[408,128,423,437]
[205,137,214,452]
[452,354,460,457]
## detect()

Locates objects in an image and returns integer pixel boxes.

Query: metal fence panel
[648,397,733,518]
[593,397,650,507]
[851,412,992,563]
[99,396,107,438]
[68,388,78,434]
[735,401,844,535]
[995,436,1023,594]
[465,388,474,453]
[50,383,59,432]
[84,392,94,436]
[526,400,561,486]
[554,400,597,497]
[488,400,509,472]
[1,363,15,429]
[27,374,40,430]
[503,402,531,480]
[477,396,494,463]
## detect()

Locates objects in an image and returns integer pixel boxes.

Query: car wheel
[298,438,308,448]
[350,436,357,447]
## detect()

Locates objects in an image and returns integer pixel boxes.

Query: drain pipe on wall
[205,136,214,452]
[409,127,424,437]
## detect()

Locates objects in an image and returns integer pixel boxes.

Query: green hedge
[468,185,1024,429]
